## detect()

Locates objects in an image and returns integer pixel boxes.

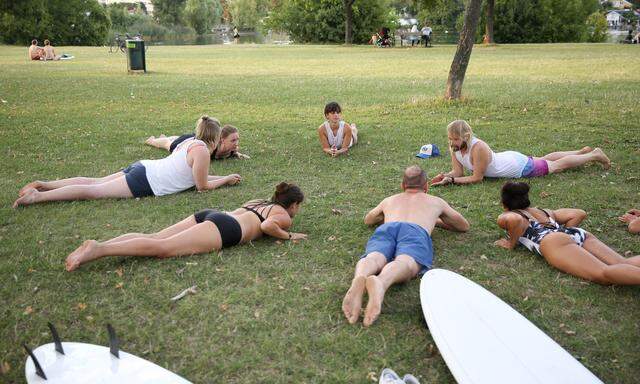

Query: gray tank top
[324,120,346,149]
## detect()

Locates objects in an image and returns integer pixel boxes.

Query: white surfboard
[25,342,192,383]
[420,269,603,384]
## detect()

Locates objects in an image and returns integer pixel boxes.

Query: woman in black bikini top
[65,182,307,272]
[494,181,640,285]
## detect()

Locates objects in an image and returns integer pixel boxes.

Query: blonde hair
[221,124,238,139]
[195,115,221,150]
[447,120,473,150]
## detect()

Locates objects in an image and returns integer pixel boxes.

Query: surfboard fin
[107,324,119,358]
[47,322,65,355]
[24,343,47,380]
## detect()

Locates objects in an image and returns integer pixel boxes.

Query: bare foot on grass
[65,240,99,271]
[342,276,366,324]
[19,181,44,196]
[363,276,385,327]
[592,148,610,169]
[13,188,38,208]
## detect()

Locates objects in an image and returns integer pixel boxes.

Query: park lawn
[0,43,638,383]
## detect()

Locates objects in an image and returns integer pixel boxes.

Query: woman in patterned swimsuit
[494,181,640,285]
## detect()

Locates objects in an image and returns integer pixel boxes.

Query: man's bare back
[365,191,460,235]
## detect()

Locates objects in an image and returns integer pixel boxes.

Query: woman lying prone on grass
[14,116,241,208]
[495,181,640,285]
[145,122,249,159]
[65,182,307,271]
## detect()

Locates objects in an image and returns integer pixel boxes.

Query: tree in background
[484,0,494,44]
[153,0,187,26]
[0,0,51,45]
[0,0,109,45]
[266,0,393,44]
[46,0,110,45]
[490,0,600,43]
[586,11,608,42]
[227,0,270,29]
[445,0,483,100]
[185,0,222,34]
[344,0,355,44]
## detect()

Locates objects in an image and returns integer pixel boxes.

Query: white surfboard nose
[420,268,603,384]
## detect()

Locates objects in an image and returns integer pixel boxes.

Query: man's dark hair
[32,39,37,45]
[324,101,341,116]
[403,165,427,189]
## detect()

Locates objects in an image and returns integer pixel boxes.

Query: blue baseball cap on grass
[416,144,440,159]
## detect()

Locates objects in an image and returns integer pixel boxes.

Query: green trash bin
[126,39,146,73]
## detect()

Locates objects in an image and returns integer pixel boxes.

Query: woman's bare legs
[543,148,610,174]
[351,124,358,144]
[582,234,640,267]
[66,221,221,271]
[541,146,592,161]
[14,176,133,207]
[19,171,124,196]
[342,252,387,324]
[144,135,178,151]
[102,216,197,245]
[540,234,640,285]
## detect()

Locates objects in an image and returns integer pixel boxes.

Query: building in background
[98,1,154,15]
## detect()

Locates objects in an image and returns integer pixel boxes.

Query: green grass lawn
[1,43,639,383]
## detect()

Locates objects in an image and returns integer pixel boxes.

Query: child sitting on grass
[317,101,358,157]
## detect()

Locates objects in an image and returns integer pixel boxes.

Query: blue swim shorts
[362,222,434,276]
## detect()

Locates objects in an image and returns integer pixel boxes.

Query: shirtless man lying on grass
[342,165,469,327]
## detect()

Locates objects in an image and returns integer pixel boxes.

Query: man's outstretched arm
[364,200,385,226]
[438,200,469,232]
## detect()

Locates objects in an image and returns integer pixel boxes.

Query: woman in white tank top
[430,120,611,187]
[318,101,358,157]
[14,116,242,207]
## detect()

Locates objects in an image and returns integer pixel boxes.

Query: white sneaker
[402,373,420,384]
[379,368,404,384]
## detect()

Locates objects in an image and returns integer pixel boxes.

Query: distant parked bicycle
[109,33,127,53]
[109,33,147,53]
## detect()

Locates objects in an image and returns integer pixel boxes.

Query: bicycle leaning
[109,33,147,53]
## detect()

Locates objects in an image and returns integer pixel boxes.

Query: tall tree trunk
[485,0,495,44]
[344,0,355,45]
[444,0,483,100]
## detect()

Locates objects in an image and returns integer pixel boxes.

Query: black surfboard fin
[47,322,65,355]
[107,323,119,358]
[24,343,47,380]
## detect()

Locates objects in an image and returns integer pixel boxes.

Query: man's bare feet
[144,136,156,146]
[13,188,38,208]
[65,240,99,271]
[363,276,385,327]
[19,181,44,196]
[578,146,592,154]
[592,148,611,169]
[342,276,366,324]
